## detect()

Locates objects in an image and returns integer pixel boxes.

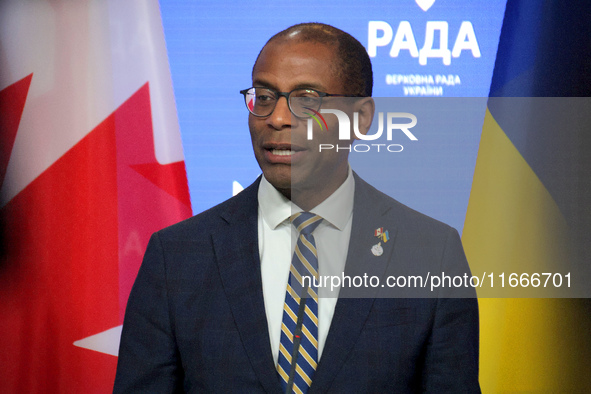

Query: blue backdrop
[159,0,506,233]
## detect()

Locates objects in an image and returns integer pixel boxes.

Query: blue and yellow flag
[463,0,591,391]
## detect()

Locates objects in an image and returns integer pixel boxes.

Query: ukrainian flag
[462,0,591,391]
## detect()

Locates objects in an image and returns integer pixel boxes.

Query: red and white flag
[0,1,192,392]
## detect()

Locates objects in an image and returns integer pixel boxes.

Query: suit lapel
[212,178,282,393]
[311,174,399,393]
[211,174,401,392]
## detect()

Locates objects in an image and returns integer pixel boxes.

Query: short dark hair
[253,22,373,97]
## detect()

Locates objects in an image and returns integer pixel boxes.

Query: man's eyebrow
[293,83,326,91]
[252,79,327,92]
[252,78,275,89]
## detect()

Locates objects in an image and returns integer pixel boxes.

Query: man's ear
[353,98,375,139]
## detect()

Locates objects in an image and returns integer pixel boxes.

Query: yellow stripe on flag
[463,107,591,391]
[463,108,570,287]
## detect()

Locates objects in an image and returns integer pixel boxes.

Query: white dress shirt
[258,168,354,364]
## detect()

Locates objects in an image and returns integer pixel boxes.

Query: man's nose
[266,96,292,129]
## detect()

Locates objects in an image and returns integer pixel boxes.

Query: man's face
[249,40,352,203]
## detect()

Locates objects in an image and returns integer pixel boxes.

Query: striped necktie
[277,212,323,394]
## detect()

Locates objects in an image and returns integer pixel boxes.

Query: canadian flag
[0,1,192,392]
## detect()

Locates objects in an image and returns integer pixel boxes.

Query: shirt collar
[257,166,355,231]
[258,176,293,230]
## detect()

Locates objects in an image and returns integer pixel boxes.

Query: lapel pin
[371,242,383,256]
[374,227,390,243]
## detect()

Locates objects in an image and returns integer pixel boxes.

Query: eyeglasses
[239,87,364,118]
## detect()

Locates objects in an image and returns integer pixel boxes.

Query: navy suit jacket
[114,174,480,393]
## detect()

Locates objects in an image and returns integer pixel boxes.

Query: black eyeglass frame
[239,87,366,118]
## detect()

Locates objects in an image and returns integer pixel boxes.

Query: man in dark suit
[114,23,480,393]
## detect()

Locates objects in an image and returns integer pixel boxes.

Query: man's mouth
[271,149,296,156]
[263,144,306,164]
